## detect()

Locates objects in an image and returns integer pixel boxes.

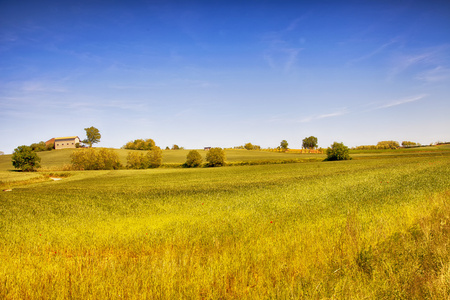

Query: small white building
[53,136,81,150]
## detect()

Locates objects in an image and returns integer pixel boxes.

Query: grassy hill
[1,152,449,298]
[0,148,327,172]
[3,144,450,172]
[2,144,450,172]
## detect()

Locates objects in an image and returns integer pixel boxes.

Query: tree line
[354,140,425,150]
[13,125,431,172]
[10,130,346,171]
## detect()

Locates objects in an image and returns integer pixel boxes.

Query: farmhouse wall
[45,138,55,147]
[54,136,80,150]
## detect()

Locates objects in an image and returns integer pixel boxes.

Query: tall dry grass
[0,155,449,298]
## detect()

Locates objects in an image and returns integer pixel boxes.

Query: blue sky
[1,0,449,153]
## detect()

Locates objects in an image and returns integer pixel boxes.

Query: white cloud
[347,39,397,65]
[377,94,426,109]
[387,45,449,80]
[21,81,67,93]
[300,108,349,123]
[416,66,450,82]
[261,18,305,73]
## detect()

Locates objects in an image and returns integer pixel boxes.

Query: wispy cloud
[68,100,149,112]
[263,47,303,72]
[261,18,306,73]
[377,94,426,109]
[109,83,167,90]
[109,79,215,90]
[387,45,449,80]
[347,39,397,65]
[300,108,349,123]
[416,66,450,82]
[268,108,349,124]
[21,81,67,93]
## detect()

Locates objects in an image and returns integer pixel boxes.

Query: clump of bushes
[243,143,261,150]
[126,147,163,169]
[402,141,420,147]
[206,147,226,167]
[123,139,156,150]
[28,141,54,152]
[184,150,203,167]
[355,140,400,150]
[70,148,122,170]
[376,140,400,149]
[325,142,351,161]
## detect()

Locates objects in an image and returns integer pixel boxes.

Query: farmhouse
[45,138,55,148]
[49,136,81,150]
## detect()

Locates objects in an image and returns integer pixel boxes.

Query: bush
[71,148,122,170]
[377,141,399,149]
[126,152,146,169]
[184,150,203,167]
[97,148,122,170]
[244,143,254,150]
[123,139,156,150]
[125,147,163,169]
[30,141,47,152]
[325,142,351,161]
[12,145,41,171]
[402,141,419,147]
[146,147,163,168]
[206,147,226,167]
[46,142,55,151]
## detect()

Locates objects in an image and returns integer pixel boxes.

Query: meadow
[0,148,449,299]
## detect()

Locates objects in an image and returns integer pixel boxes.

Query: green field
[0,148,326,173]
[2,145,449,172]
[1,149,450,298]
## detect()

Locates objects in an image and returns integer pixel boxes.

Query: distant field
[0,148,327,172]
[350,144,450,154]
[1,152,449,298]
[2,145,449,172]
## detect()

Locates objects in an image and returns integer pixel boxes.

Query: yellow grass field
[1,149,449,298]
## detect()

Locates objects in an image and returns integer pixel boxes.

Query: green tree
[280,140,288,151]
[12,145,41,171]
[184,150,203,167]
[83,126,101,148]
[30,141,46,152]
[244,143,254,150]
[325,142,351,161]
[206,147,226,167]
[302,136,318,149]
[172,144,180,150]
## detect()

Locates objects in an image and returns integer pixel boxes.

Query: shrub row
[122,139,156,150]
[355,141,400,150]
[126,148,162,169]
[70,148,122,170]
